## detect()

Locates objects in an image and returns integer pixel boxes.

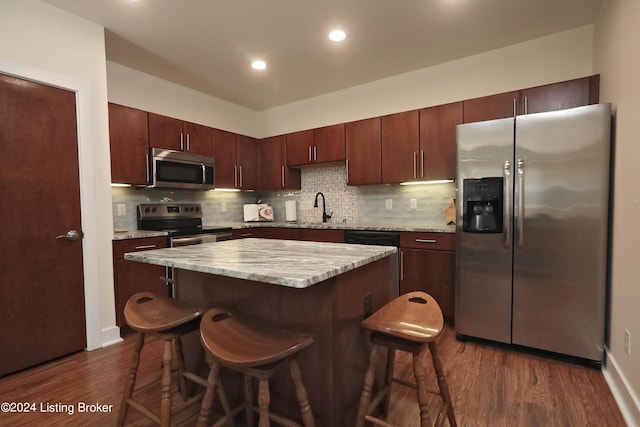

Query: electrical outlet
[221,202,227,212]
[117,204,126,216]
[385,199,393,210]
[624,329,631,356]
[410,198,417,209]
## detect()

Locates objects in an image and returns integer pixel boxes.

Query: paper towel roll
[285,200,297,222]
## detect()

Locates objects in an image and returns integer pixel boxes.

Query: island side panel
[174,254,396,427]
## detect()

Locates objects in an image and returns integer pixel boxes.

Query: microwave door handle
[202,163,206,188]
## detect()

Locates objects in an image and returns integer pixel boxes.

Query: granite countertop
[215,221,456,233]
[124,238,397,289]
[113,229,168,240]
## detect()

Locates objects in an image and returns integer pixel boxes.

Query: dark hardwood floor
[0,326,626,426]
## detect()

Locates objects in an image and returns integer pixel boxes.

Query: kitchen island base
[175,256,396,427]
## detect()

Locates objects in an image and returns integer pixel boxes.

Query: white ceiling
[44,0,603,111]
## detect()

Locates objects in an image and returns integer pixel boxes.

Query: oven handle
[171,236,203,246]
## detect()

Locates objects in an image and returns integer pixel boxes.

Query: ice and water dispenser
[462,177,503,233]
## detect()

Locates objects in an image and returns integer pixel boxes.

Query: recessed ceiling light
[251,60,267,70]
[329,29,346,42]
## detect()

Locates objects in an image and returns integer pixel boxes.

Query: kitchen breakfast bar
[124,238,398,426]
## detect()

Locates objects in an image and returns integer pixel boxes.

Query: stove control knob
[151,207,157,213]
[195,206,200,212]
[143,207,150,214]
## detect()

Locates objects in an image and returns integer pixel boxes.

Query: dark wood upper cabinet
[286,124,345,166]
[381,110,419,183]
[285,129,314,166]
[259,136,301,190]
[108,103,149,185]
[149,112,212,156]
[419,101,463,180]
[313,123,345,163]
[235,135,258,190]
[463,91,519,123]
[211,128,237,188]
[345,117,382,185]
[520,75,598,115]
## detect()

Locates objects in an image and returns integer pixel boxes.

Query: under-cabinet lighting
[111,183,132,187]
[399,179,454,186]
[211,188,241,192]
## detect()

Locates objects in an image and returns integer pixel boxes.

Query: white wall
[260,25,595,136]
[107,61,261,138]
[0,0,117,348]
[594,1,640,424]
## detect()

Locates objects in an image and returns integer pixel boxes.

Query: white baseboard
[99,325,123,348]
[604,349,640,427]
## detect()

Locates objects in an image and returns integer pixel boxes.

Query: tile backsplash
[112,164,456,229]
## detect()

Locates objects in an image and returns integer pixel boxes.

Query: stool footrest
[126,398,161,425]
[211,402,247,427]
[252,405,303,427]
[392,377,441,396]
[364,414,397,427]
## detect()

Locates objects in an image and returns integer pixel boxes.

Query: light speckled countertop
[124,238,397,289]
[113,230,168,240]
[215,221,456,233]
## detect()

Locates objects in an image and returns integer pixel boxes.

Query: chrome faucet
[314,192,332,222]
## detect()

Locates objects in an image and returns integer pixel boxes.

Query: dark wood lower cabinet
[400,248,455,321]
[113,237,168,328]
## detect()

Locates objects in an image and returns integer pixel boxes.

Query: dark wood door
[108,103,149,185]
[381,110,419,183]
[419,101,463,180]
[258,136,300,190]
[400,248,455,320]
[520,76,594,115]
[0,73,86,376]
[313,123,345,163]
[235,135,258,190]
[345,117,382,185]
[183,121,212,156]
[212,128,237,188]
[463,91,519,123]
[285,129,314,166]
[148,112,183,151]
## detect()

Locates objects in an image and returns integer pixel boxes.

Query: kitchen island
[124,238,398,426]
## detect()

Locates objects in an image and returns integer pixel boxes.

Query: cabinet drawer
[400,232,455,251]
[113,237,168,259]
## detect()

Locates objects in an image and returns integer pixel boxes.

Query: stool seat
[356,291,456,427]
[124,291,206,333]
[196,307,315,427]
[199,307,314,367]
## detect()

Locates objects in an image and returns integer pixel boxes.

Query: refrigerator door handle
[503,160,512,249]
[516,158,525,249]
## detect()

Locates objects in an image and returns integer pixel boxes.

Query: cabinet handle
[134,244,157,250]
[313,145,317,161]
[413,152,417,179]
[346,159,349,184]
[400,250,404,281]
[308,146,312,162]
[160,276,175,285]
[420,150,424,178]
[239,233,253,237]
[281,165,285,188]
[234,165,238,188]
[239,166,243,188]
[146,153,150,184]
[415,239,437,244]
[524,96,528,115]
[186,133,190,151]
[180,132,184,151]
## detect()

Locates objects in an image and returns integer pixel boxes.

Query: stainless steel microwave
[149,148,215,190]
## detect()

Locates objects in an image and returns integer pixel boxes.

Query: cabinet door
[259,136,300,190]
[381,110,419,183]
[463,91,519,123]
[345,117,382,185]
[286,130,314,166]
[313,123,345,163]
[148,112,183,151]
[183,121,212,156]
[419,102,463,180]
[299,229,344,243]
[236,135,258,190]
[520,76,595,115]
[108,103,149,185]
[212,128,237,188]
[400,248,455,320]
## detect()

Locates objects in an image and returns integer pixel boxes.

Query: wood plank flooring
[0,326,626,426]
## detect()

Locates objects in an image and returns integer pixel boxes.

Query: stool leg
[355,343,380,427]
[289,357,315,427]
[173,337,189,401]
[257,377,270,427]
[429,342,457,427]
[244,374,254,427]
[117,332,145,427]
[196,361,221,427]
[383,347,395,416]
[160,339,174,427]
[413,350,434,427]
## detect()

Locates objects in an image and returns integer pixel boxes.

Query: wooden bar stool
[116,292,230,427]
[355,291,457,427]
[196,307,315,427]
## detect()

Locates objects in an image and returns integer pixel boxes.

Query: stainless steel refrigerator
[455,103,611,362]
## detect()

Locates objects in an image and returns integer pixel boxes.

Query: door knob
[56,230,82,241]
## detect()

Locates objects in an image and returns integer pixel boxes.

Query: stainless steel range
[137,203,232,295]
